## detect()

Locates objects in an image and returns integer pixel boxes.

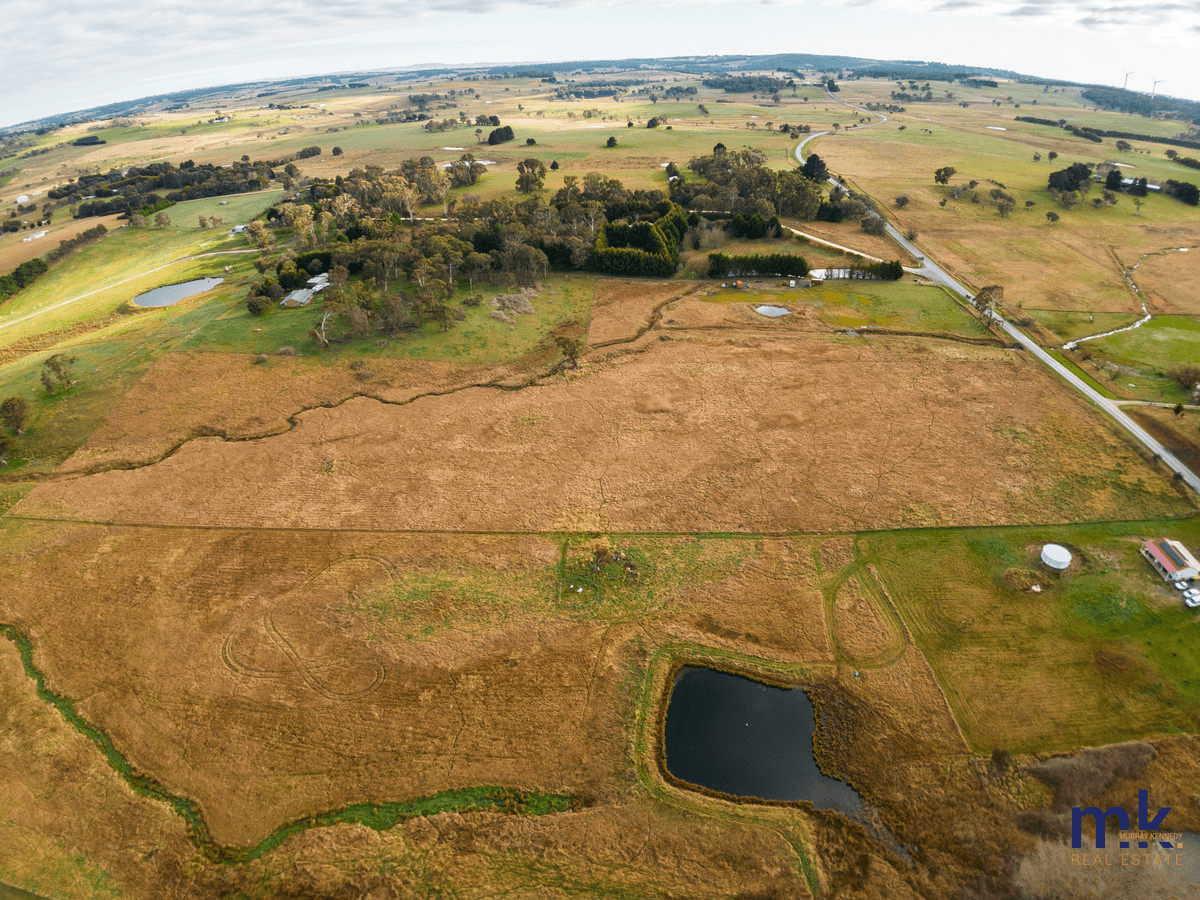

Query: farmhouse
[1140,538,1200,582]
[280,288,313,308]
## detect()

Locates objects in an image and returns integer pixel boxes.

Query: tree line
[707,253,809,278]
[61,160,275,219]
[0,224,107,303]
[1016,115,1200,151]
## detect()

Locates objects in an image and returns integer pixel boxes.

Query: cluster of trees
[1092,166,1197,206]
[671,146,824,221]
[852,259,904,280]
[729,213,783,239]
[64,159,275,218]
[1165,180,1200,205]
[707,252,809,278]
[0,396,29,466]
[701,75,791,94]
[240,132,888,345]
[1081,86,1200,122]
[1047,163,1093,193]
[295,146,322,159]
[44,223,107,264]
[137,197,174,217]
[245,166,673,338]
[488,125,515,145]
[0,258,48,303]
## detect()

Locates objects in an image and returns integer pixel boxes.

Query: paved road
[794,106,1200,496]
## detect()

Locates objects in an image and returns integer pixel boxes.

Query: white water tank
[1041,544,1072,570]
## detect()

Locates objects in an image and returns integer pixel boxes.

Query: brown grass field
[14,312,1192,533]
[0,214,124,273]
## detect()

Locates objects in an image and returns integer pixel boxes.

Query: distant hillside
[5,52,1199,136]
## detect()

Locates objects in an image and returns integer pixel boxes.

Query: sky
[2,0,1198,128]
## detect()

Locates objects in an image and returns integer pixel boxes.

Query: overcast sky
[2,0,1198,128]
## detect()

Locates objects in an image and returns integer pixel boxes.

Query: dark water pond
[132,276,223,307]
[663,666,863,813]
[754,304,791,317]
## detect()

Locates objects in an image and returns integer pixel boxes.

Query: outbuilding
[1141,539,1200,582]
[1040,544,1072,570]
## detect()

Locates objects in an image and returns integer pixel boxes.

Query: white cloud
[835,0,1200,38]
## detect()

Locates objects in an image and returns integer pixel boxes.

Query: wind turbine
[1151,77,1165,98]
[1121,69,1135,90]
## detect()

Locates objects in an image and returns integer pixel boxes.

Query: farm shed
[1141,539,1200,582]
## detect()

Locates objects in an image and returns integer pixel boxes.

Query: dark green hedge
[707,253,809,279]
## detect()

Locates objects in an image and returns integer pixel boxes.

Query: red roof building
[1141,539,1200,582]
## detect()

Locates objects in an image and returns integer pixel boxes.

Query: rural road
[0,247,257,335]
[795,103,1200,496]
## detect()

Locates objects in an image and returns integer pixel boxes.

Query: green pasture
[862,519,1200,753]
[0,307,203,474]
[1031,309,1142,343]
[711,280,982,337]
[1067,316,1200,402]
[849,111,1200,190]
[0,228,255,349]
[1036,317,1200,404]
[178,273,592,365]
[807,282,981,335]
[1093,315,1200,369]
[165,190,284,229]
[1045,349,1122,400]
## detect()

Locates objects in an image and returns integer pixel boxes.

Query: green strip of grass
[1046,348,1120,399]
[0,623,581,864]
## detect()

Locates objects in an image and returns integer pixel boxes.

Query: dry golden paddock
[15,293,1190,533]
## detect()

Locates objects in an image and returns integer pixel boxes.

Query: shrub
[247,292,274,316]
[1167,364,1200,391]
[860,216,887,236]
[40,354,76,394]
[0,397,28,434]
